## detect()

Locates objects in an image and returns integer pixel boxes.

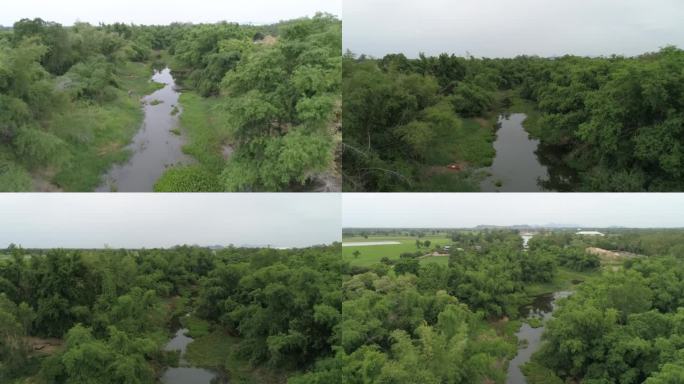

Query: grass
[180,314,211,338]
[526,317,543,328]
[503,91,543,138]
[156,92,229,191]
[185,331,234,367]
[50,60,162,191]
[525,267,599,297]
[453,117,496,167]
[521,361,564,384]
[342,234,453,267]
[185,331,288,384]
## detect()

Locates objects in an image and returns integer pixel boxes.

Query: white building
[576,231,605,236]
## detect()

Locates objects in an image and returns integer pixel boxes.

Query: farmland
[342,234,453,266]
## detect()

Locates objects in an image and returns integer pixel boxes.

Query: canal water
[161,328,219,384]
[96,67,192,192]
[506,291,572,384]
[481,113,549,192]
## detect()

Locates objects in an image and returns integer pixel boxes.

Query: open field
[342,235,453,266]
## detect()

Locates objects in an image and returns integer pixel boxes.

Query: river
[161,328,219,384]
[96,67,192,192]
[506,291,572,384]
[480,113,581,192]
[481,113,549,192]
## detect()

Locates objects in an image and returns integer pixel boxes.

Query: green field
[342,235,453,266]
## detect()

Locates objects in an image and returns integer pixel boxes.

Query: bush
[14,127,70,168]
[0,159,32,191]
[154,165,222,192]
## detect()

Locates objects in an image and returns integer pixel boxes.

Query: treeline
[154,13,342,192]
[0,244,342,383]
[583,229,684,258]
[533,255,684,383]
[344,47,684,191]
[509,48,684,191]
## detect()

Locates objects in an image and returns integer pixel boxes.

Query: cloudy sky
[1,0,340,26]
[344,0,684,58]
[0,194,340,248]
[343,193,684,228]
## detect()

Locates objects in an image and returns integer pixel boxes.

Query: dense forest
[343,47,684,191]
[3,229,684,383]
[338,228,684,383]
[0,14,341,192]
[0,244,342,383]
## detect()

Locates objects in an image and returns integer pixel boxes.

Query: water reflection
[480,114,580,192]
[96,68,192,192]
[506,291,571,384]
[161,328,219,384]
[481,114,549,192]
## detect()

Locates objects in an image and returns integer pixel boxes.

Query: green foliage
[0,15,340,191]
[296,273,514,383]
[0,20,155,191]
[346,47,684,191]
[0,159,32,191]
[449,82,494,117]
[0,294,34,380]
[210,14,341,191]
[221,129,332,191]
[154,165,222,192]
[42,325,157,384]
[536,256,684,382]
[196,246,342,367]
[342,54,494,191]
[15,127,70,168]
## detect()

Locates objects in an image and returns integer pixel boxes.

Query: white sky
[0,194,340,248]
[1,0,340,26]
[343,193,684,228]
[344,0,684,58]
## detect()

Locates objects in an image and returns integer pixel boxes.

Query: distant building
[576,231,604,236]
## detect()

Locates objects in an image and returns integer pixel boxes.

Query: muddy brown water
[96,67,192,192]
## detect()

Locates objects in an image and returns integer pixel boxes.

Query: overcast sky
[344,0,684,58]
[0,0,340,26]
[343,194,684,228]
[0,194,340,249]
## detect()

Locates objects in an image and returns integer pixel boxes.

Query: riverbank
[153,92,227,192]
[177,314,289,384]
[96,67,193,192]
[504,262,603,383]
[36,60,163,191]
